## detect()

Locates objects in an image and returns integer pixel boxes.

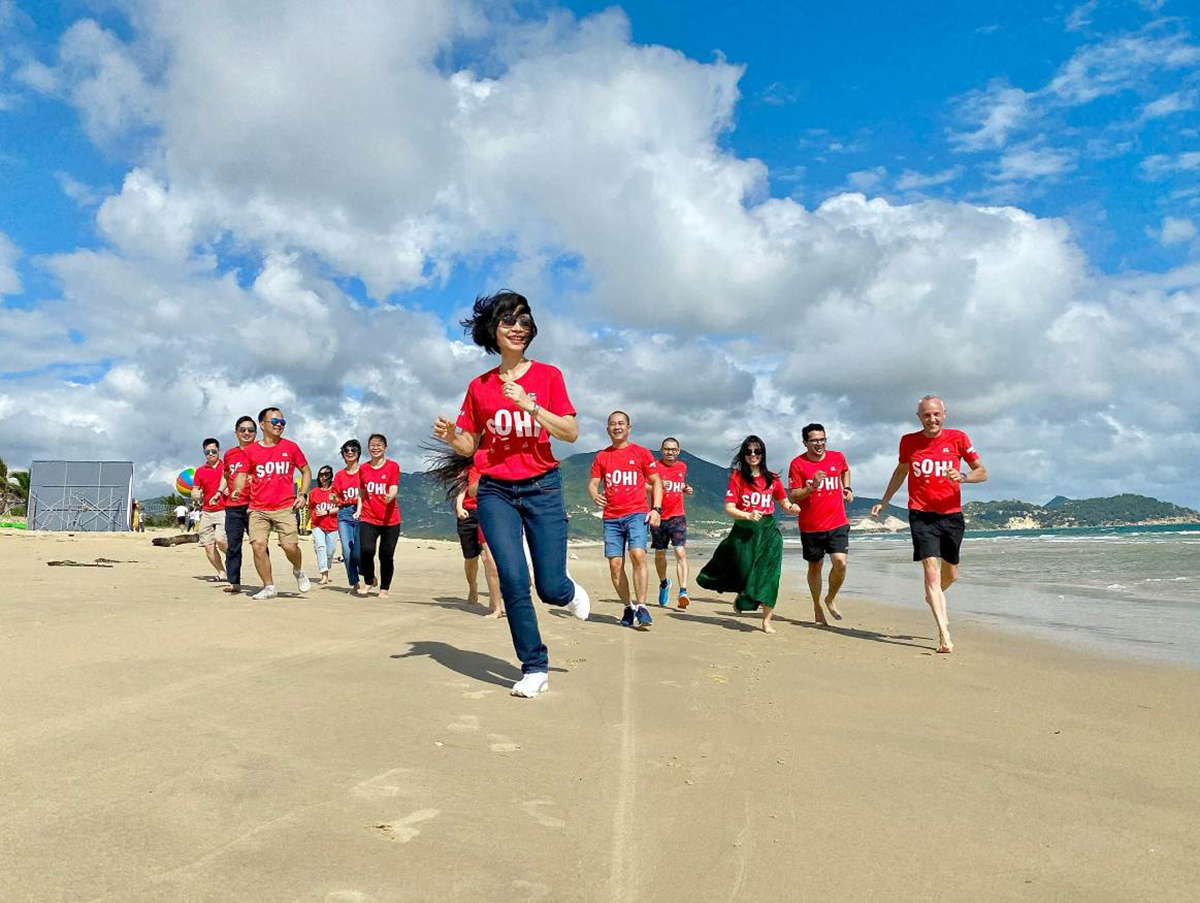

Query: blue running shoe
[635,606,653,629]
[621,606,636,628]
[657,579,671,607]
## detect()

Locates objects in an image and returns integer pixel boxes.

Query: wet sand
[1,529,1197,902]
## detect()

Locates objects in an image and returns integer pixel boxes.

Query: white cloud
[1,1,1199,509]
[1141,151,1200,179]
[1065,2,1097,33]
[0,230,21,295]
[950,80,1031,150]
[1141,90,1197,120]
[1047,32,1200,105]
[844,166,888,193]
[991,143,1077,182]
[1152,216,1197,245]
[895,165,964,191]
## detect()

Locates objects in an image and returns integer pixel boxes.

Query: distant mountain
[397,449,907,540]
[965,494,1199,530]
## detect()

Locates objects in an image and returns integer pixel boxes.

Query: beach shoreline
[1,529,1197,901]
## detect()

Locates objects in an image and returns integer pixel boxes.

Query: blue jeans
[312,526,337,573]
[477,467,575,674]
[603,512,649,558]
[337,506,360,586]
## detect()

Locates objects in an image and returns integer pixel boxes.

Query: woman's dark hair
[421,442,474,502]
[340,439,361,457]
[460,289,538,354]
[730,434,775,489]
[317,466,334,485]
[368,433,388,448]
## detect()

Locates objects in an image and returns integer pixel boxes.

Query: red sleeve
[590,455,603,479]
[640,446,657,478]
[389,460,400,487]
[292,441,308,470]
[546,366,576,417]
[898,436,911,463]
[788,457,802,489]
[960,433,980,463]
[725,473,738,501]
[456,381,481,434]
[772,477,788,501]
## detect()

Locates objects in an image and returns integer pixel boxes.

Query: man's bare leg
[464,556,480,604]
[630,548,649,605]
[481,545,504,618]
[941,561,958,591]
[674,546,689,592]
[807,560,827,625]
[825,553,847,620]
[608,556,631,603]
[251,539,273,587]
[654,550,669,583]
[922,556,953,652]
[204,543,225,579]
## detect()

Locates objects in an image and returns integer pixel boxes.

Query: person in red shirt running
[871,395,988,653]
[230,406,312,601]
[589,411,663,629]
[788,423,853,625]
[698,435,800,634]
[354,433,401,598]
[308,466,339,585]
[432,290,590,700]
[650,436,693,609]
[222,416,257,594]
[332,439,363,588]
[191,437,228,582]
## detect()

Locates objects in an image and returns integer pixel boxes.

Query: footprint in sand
[352,768,412,799]
[462,688,494,699]
[519,799,565,828]
[489,733,521,753]
[448,714,480,732]
[372,808,440,843]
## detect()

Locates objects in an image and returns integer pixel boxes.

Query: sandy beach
[1,528,1197,902]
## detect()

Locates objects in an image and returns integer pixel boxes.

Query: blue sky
[0,0,1198,507]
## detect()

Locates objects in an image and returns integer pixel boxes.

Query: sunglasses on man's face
[236,426,256,434]
[268,417,286,427]
[499,314,533,329]
[204,448,219,456]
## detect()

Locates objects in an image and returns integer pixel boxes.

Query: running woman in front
[698,436,800,633]
[308,466,339,585]
[871,395,987,653]
[787,423,853,625]
[432,289,590,699]
[191,437,228,582]
[589,411,663,629]
[651,436,693,609]
[230,407,312,600]
[354,433,401,598]
[222,416,256,594]
[333,440,363,589]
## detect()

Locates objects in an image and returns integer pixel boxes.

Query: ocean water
[781,523,1200,665]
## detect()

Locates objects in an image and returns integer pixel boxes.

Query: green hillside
[965,494,1200,529]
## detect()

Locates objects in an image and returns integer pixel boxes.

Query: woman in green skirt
[698,435,800,633]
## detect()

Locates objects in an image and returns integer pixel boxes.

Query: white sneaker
[566,579,590,621]
[252,585,277,600]
[511,672,549,698]
[294,569,311,593]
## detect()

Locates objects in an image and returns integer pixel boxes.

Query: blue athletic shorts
[603,512,649,558]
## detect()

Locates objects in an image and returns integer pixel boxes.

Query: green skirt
[696,515,784,611]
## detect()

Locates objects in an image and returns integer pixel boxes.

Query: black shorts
[457,511,483,559]
[650,515,688,550]
[909,511,965,565]
[800,523,850,561]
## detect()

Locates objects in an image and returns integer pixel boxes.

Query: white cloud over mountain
[1,0,1198,509]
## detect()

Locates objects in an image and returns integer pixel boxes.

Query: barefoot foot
[813,607,828,626]
[824,596,843,620]
[762,621,777,634]
[937,643,954,654]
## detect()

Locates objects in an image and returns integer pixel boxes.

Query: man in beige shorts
[231,407,312,600]
[191,437,229,582]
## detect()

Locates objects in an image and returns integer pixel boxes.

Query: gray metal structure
[27,460,134,532]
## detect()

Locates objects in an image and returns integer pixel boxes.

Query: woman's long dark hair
[730,434,775,489]
[421,442,474,502]
[460,289,538,354]
[317,466,334,487]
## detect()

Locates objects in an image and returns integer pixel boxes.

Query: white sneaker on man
[294,569,311,593]
[566,579,590,621]
[252,585,278,601]
[511,672,549,698]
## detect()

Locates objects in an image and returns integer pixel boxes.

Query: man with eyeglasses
[871,395,987,653]
[222,416,257,594]
[231,407,313,600]
[191,437,228,581]
[788,423,852,625]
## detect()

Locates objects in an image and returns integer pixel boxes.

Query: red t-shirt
[899,428,980,514]
[308,486,339,532]
[456,361,575,481]
[788,451,849,533]
[591,444,657,519]
[655,460,688,519]
[726,471,787,516]
[462,462,481,512]
[333,468,361,508]
[223,446,251,507]
[359,459,401,526]
[192,461,226,512]
[245,439,308,511]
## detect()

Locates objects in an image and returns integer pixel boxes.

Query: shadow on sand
[391,641,566,687]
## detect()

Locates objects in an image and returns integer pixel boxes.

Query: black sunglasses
[499,314,533,329]
[744,448,763,456]
[204,448,220,455]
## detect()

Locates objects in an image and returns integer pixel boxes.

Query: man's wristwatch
[529,402,541,416]
[652,506,663,513]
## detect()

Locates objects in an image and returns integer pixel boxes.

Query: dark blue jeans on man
[224,504,249,586]
[477,467,574,674]
[337,505,361,586]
